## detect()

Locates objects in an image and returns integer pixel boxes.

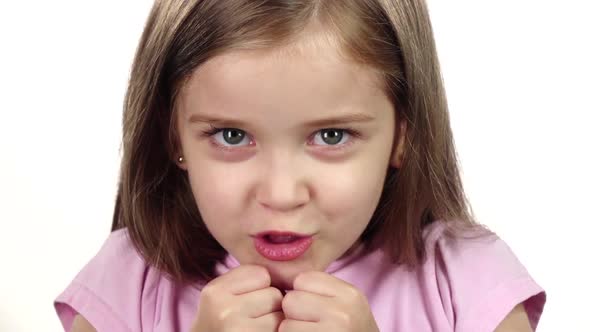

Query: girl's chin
[266,266,300,291]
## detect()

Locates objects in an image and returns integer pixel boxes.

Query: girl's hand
[279,271,380,332]
[190,265,284,332]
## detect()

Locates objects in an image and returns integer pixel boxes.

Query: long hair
[112,0,476,285]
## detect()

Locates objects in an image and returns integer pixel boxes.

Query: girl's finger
[292,271,353,297]
[241,287,283,318]
[278,318,317,332]
[281,290,330,322]
[254,310,285,330]
[209,264,271,295]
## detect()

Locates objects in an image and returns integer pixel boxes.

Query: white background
[0,1,588,331]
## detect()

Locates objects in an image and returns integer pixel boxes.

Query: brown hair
[112,0,478,285]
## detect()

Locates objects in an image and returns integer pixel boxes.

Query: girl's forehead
[179,42,385,121]
[198,28,356,74]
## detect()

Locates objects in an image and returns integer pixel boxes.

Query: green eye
[320,129,344,145]
[222,129,246,145]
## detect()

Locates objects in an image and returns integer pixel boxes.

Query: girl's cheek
[188,165,233,204]
[208,148,255,162]
[318,165,384,217]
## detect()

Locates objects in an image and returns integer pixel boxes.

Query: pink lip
[253,231,313,261]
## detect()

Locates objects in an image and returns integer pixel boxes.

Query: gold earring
[178,156,184,163]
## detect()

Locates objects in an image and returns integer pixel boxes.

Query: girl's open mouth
[253,232,313,261]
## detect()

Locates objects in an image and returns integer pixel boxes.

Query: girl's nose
[255,156,310,212]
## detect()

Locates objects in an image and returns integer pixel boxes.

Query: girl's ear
[390,119,407,169]
[176,155,188,170]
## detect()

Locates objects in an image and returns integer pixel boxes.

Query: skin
[69,34,533,332]
[175,34,400,330]
[176,34,402,293]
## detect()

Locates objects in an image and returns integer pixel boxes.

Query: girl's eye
[203,127,251,147]
[311,129,351,146]
[201,126,359,150]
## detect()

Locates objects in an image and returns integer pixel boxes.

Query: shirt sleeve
[432,225,546,332]
[54,229,159,332]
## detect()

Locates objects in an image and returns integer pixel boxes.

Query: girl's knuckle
[281,292,293,309]
[333,310,353,328]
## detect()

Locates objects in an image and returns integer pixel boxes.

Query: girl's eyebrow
[187,112,376,128]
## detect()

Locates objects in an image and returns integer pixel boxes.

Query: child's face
[177,38,402,290]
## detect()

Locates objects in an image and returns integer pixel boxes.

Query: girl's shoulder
[54,228,167,332]
[421,220,541,293]
[421,220,547,330]
[336,221,545,332]
[336,220,546,331]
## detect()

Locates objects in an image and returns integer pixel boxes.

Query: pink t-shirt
[54,221,545,331]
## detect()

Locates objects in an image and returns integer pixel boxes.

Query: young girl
[55,0,546,331]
